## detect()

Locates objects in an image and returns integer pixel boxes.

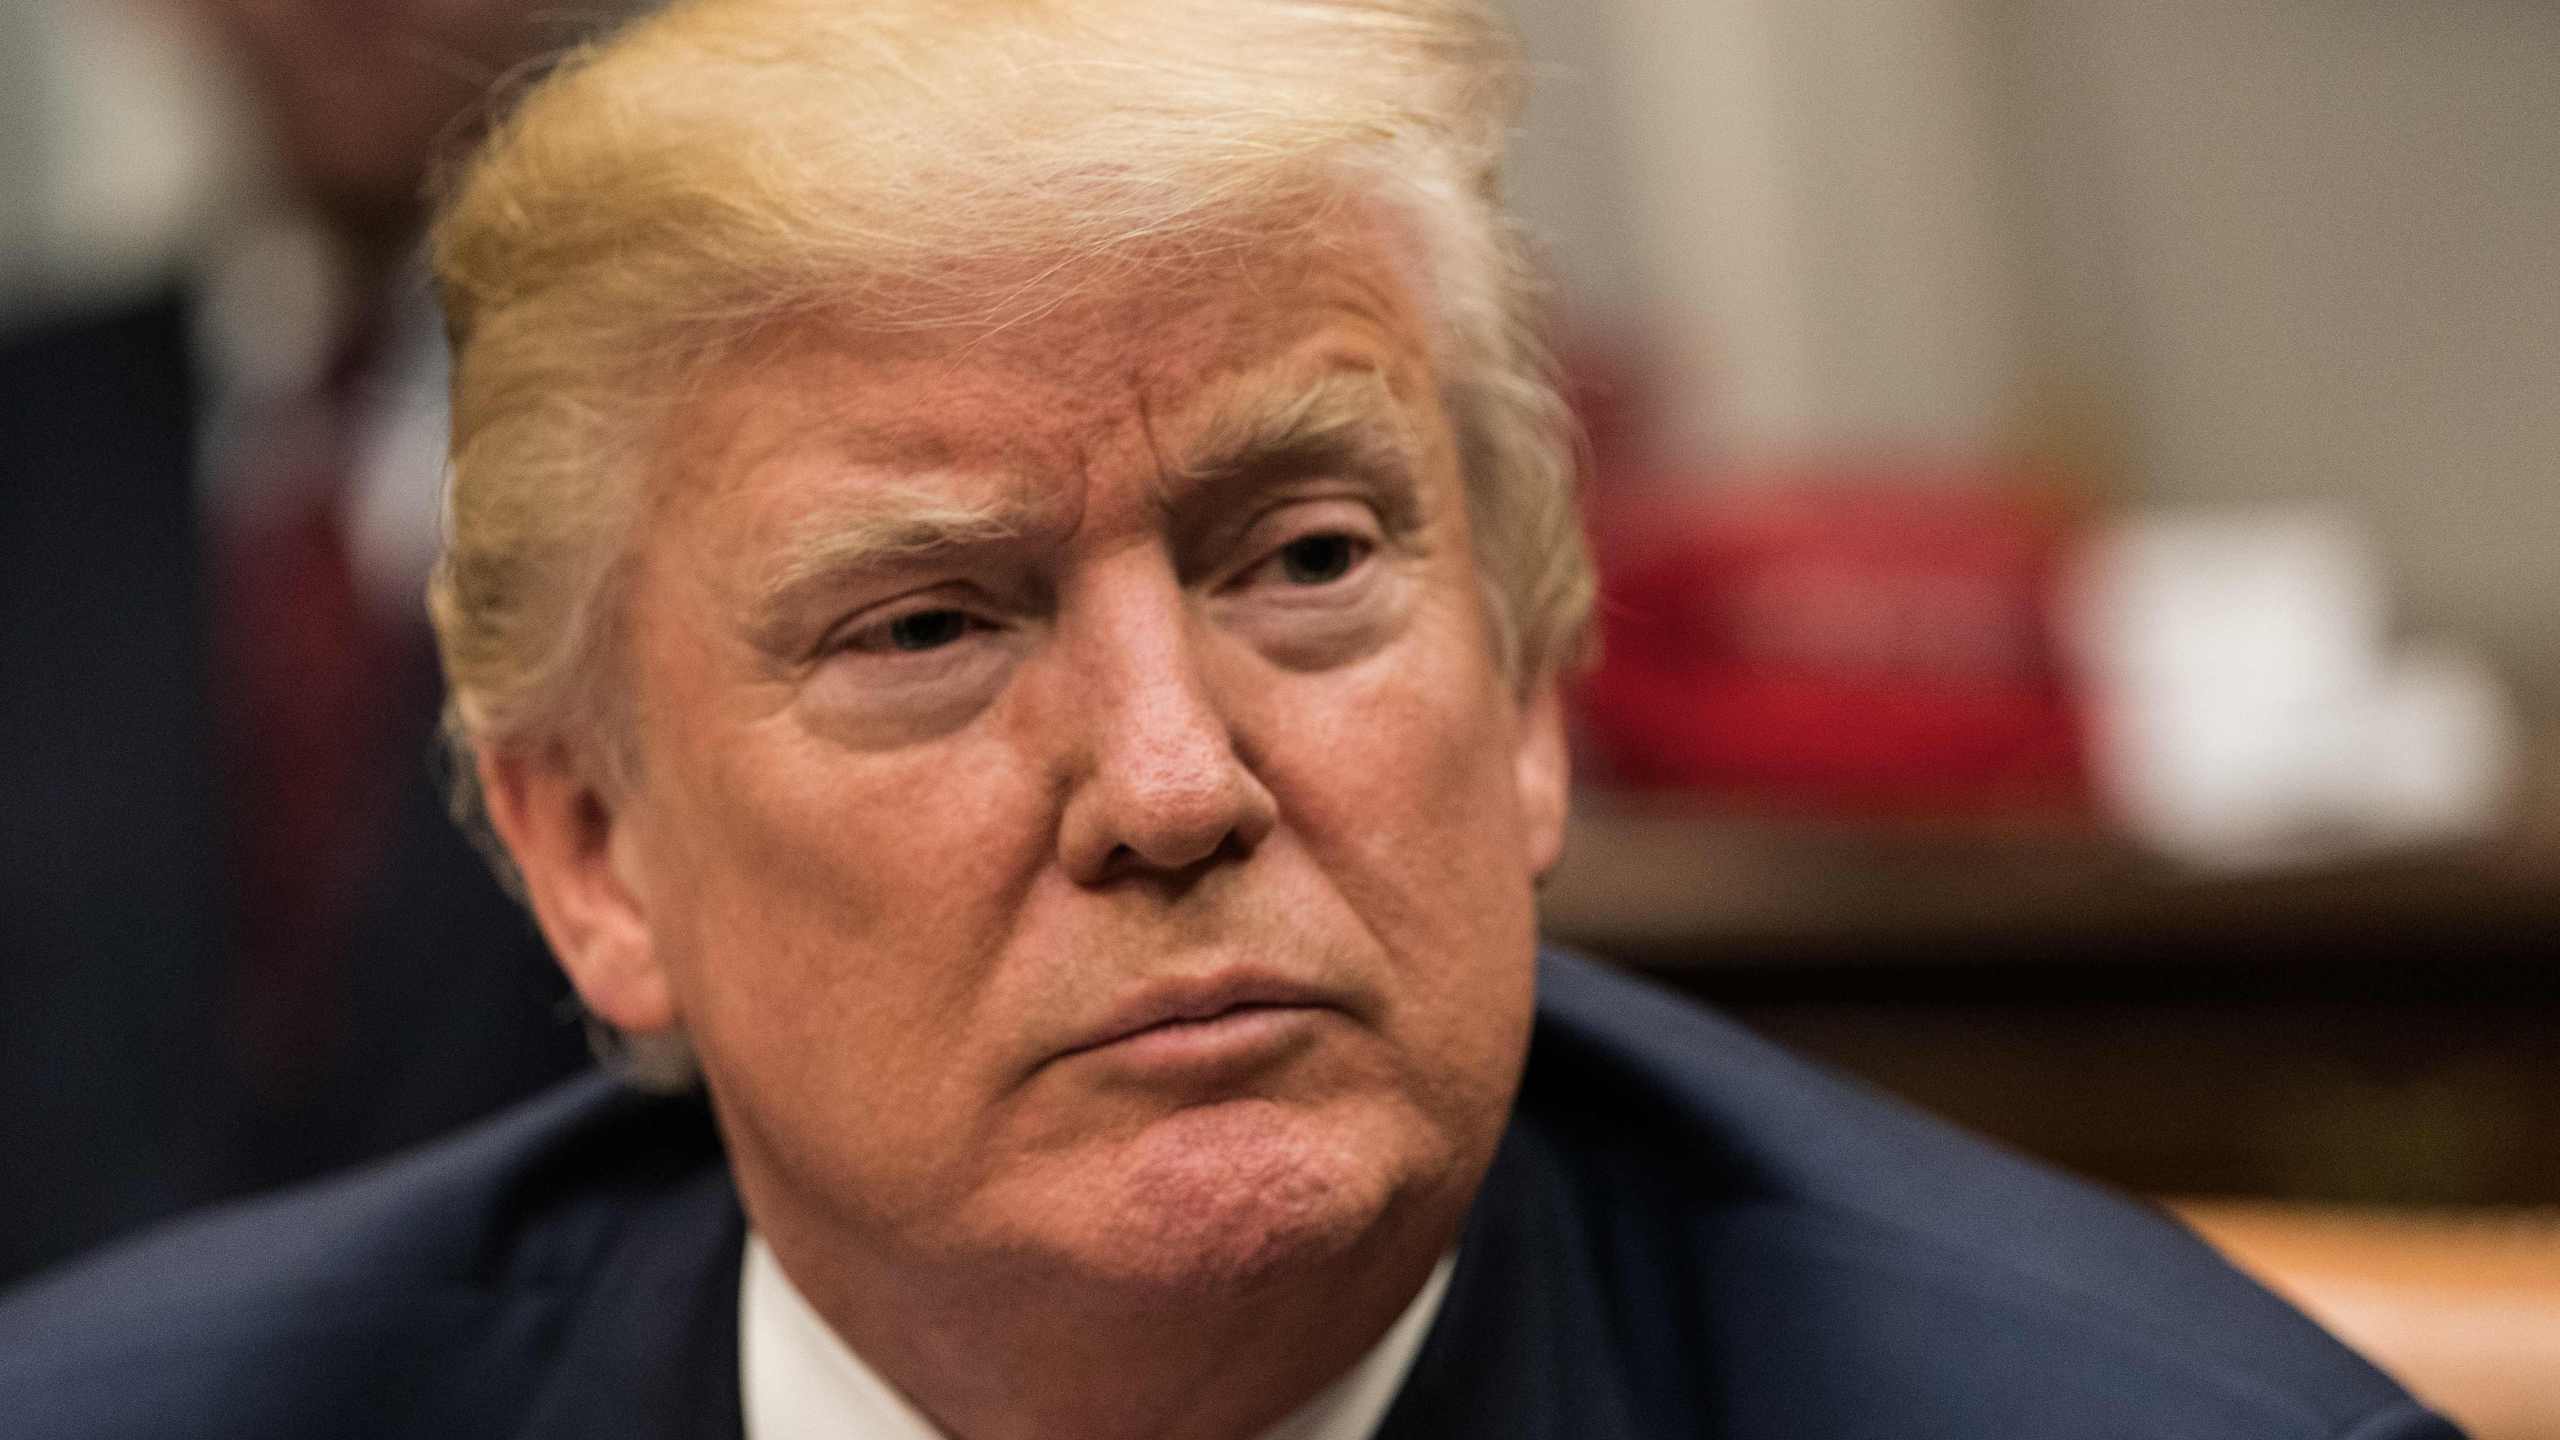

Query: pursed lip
[1054,970,1344,1062]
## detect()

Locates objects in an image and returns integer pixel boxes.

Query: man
[0,2,2463,1437]
[0,0,596,1281]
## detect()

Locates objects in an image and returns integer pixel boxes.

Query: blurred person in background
[0,0,623,1282]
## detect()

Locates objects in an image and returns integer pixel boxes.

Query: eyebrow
[740,365,1428,653]
[744,483,1034,654]
[1164,365,1428,531]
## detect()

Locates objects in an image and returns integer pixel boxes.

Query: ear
[476,746,676,1036]
[1513,676,1571,881]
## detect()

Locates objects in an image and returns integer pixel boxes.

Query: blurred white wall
[1498,0,2557,703]
[0,2,50,310]
[1586,0,2028,460]
[0,0,248,325]
[1497,0,1651,338]
[2004,0,2560,707]
[0,4,34,281]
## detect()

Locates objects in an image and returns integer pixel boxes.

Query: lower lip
[1076,1004,1329,1080]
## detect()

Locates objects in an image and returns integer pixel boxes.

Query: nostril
[1091,827,1258,890]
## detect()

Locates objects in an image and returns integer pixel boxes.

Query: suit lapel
[1372,1119,1652,1440]
[493,1109,1622,1440]
[509,1162,749,1440]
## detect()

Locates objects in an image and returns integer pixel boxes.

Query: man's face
[516,215,1569,1296]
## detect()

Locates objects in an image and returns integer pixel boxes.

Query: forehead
[655,212,1447,518]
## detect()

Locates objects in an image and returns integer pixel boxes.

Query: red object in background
[1576,476,2092,814]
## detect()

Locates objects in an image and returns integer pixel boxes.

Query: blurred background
[2,0,2554,1429]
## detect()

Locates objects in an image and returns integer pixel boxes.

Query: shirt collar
[740,1234,1456,1440]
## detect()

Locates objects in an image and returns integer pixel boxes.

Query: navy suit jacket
[0,952,2461,1439]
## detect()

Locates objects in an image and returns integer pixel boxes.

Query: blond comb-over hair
[428,0,1593,916]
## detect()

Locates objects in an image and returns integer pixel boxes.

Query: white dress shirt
[741,1234,1455,1440]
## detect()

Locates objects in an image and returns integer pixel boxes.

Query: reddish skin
[486,221,1569,1440]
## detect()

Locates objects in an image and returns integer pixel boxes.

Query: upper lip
[1057,970,1340,1059]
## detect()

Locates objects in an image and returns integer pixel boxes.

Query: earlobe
[476,747,677,1036]
[1514,678,1571,880]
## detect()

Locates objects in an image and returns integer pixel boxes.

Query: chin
[1027,1097,1449,1297]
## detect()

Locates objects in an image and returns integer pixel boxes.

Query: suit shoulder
[1515,951,2459,1439]
[0,1073,718,1435]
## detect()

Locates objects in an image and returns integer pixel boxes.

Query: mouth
[1055,972,1343,1076]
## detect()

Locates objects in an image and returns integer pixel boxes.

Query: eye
[1211,507,1400,668]
[1273,532,1370,586]
[884,608,971,652]
[835,604,991,657]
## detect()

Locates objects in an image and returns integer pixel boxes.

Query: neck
[754,1196,1458,1440]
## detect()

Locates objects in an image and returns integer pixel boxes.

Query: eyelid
[1222,502,1385,595]
[1230,493,1386,555]
[819,587,997,659]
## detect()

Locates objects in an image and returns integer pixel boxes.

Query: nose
[1053,573,1279,886]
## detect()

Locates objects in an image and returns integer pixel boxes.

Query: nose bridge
[1054,555,1275,880]
[1095,591,1226,775]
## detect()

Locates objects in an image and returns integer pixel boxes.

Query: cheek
[1250,603,1542,1060]
[640,697,1052,1132]
[1273,594,1533,876]
[644,733,1063,1230]
[625,570,1055,1158]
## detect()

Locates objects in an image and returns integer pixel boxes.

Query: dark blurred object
[1577,477,2091,813]
[1541,746,2560,1208]
[0,293,584,1285]
[0,0,619,1284]
[186,0,574,270]
[208,311,411,1097]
